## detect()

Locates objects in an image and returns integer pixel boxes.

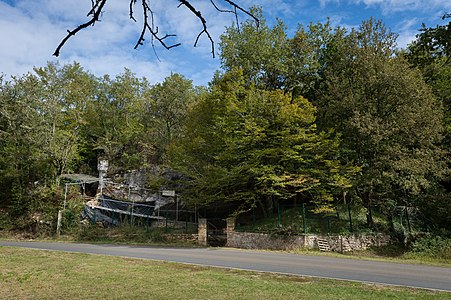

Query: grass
[0,224,200,248]
[0,247,449,300]
[288,245,451,268]
[236,205,419,235]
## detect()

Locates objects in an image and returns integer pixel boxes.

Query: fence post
[185,210,188,233]
[405,206,412,233]
[302,203,307,234]
[277,203,281,227]
[165,210,168,232]
[347,202,353,232]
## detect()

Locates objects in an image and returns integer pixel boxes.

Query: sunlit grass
[0,247,449,299]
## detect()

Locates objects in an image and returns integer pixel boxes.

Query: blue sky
[0,0,450,86]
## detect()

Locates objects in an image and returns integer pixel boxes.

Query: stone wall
[225,219,391,252]
[227,231,390,252]
[227,231,306,250]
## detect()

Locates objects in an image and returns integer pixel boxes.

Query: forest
[1,10,450,237]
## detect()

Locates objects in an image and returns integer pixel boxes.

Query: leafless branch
[209,0,233,14]
[223,0,259,27]
[178,0,215,57]
[134,1,181,51]
[53,0,107,57]
[53,0,259,58]
[129,0,137,22]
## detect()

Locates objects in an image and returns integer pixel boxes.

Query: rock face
[101,167,182,210]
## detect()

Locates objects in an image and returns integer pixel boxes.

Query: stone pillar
[198,218,208,246]
[226,217,235,247]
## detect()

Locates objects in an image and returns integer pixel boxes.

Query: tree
[406,16,451,142]
[219,12,343,102]
[171,69,357,215]
[53,0,258,58]
[318,19,446,227]
[0,74,49,216]
[220,8,289,90]
[144,73,196,163]
[34,62,98,181]
[82,69,149,173]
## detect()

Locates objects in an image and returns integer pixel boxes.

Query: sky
[0,0,450,86]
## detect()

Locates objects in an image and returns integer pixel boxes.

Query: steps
[316,238,331,251]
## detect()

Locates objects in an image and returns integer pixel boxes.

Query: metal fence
[235,203,427,235]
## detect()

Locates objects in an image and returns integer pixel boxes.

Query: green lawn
[0,247,449,299]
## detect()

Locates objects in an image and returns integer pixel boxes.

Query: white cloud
[352,0,451,14]
[0,0,195,84]
[318,0,451,14]
[1,0,449,86]
[319,0,340,9]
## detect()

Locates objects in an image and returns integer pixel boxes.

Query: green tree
[34,62,98,181]
[219,8,289,90]
[144,73,196,163]
[406,17,451,139]
[318,19,446,227]
[0,74,49,215]
[82,69,149,173]
[172,69,356,215]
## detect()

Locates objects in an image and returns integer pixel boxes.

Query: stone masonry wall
[225,219,391,252]
[227,231,390,252]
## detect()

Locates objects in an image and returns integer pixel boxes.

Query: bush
[74,224,166,244]
[409,236,451,260]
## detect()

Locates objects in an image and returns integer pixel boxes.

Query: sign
[162,190,176,197]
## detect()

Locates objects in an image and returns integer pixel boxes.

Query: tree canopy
[1,13,450,233]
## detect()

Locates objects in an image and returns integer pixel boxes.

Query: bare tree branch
[134,0,181,51]
[223,0,259,27]
[53,0,107,57]
[178,0,215,57]
[129,0,137,22]
[53,0,259,58]
[210,0,234,14]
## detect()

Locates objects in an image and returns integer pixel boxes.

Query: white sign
[162,190,176,197]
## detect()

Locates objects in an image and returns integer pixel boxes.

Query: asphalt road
[1,241,450,292]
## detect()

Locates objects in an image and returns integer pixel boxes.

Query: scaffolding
[57,173,196,234]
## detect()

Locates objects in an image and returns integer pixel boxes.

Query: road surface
[1,241,450,291]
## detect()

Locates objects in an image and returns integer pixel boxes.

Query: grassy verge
[288,246,451,268]
[1,247,449,300]
[0,225,199,248]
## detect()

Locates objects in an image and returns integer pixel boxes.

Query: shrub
[410,236,451,260]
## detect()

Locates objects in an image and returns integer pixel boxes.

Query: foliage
[172,69,357,215]
[0,62,196,229]
[317,19,446,226]
[1,15,451,236]
[143,73,196,163]
[220,7,289,90]
[408,235,451,261]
